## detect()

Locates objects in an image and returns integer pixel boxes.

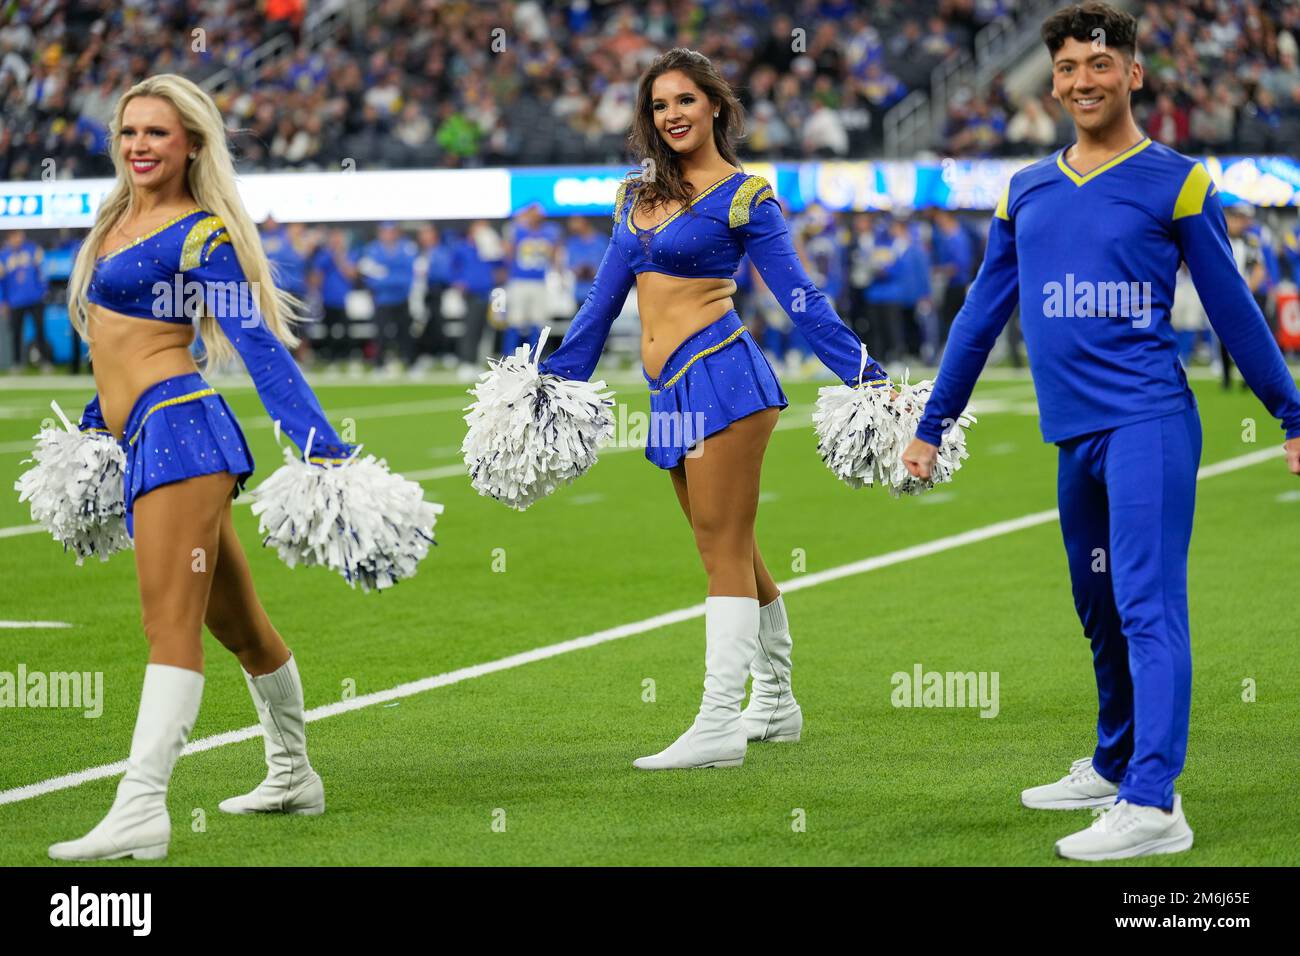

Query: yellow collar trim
[97,207,205,263]
[1056,138,1152,186]
[629,172,740,236]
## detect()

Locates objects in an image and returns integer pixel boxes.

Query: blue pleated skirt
[641,310,789,469]
[119,371,255,537]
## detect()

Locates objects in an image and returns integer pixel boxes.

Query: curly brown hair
[624,48,746,236]
[1041,1,1138,61]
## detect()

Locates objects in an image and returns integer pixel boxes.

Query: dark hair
[1041,2,1138,61]
[625,48,745,242]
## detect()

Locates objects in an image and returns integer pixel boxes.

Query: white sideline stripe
[0,524,42,538]
[0,621,71,628]
[0,444,1286,808]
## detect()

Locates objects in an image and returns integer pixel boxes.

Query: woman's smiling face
[118,96,195,191]
[651,70,715,156]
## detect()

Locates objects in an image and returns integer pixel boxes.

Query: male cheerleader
[903,2,1300,860]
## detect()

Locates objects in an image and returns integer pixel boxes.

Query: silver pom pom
[886,378,976,497]
[251,430,444,592]
[813,367,975,497]
[812,379,899,490]
[14,400,132,563]
[462,326,615,511]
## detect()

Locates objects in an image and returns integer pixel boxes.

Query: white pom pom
[886,378,976,497]
[251,435,444,592]
[811,380,899,490]
[462,326,615,511]
[13,401,131,564]
[812,370,976,497]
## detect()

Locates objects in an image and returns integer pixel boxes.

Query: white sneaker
[1021,757,1119,810]
[49,664,204,861]
[1055,795,1194,861]
[634,596,757,770]
[741,595,802,742]
[219,654,324,815]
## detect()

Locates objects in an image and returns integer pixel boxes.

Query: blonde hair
[68,73,301,368]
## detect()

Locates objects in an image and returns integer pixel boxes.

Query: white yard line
[0,621,72,628]
[0,524,42,539]
[0,444,1285,808]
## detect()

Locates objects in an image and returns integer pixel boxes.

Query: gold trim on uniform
[649,326,750,394]
[733,175,769,230]
[631,172,739,235]
[612,181,631,225]
[96,207,203,263]
[203,231,232,263]
[179,215,225,271]
[127,388,218,446]
[729,175,775,228]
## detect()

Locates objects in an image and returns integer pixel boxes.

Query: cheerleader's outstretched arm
[184,226,355,464]
[733,179,888,388]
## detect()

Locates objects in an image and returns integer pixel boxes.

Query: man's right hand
[903,437,939,480]
[1285,436,1300,476]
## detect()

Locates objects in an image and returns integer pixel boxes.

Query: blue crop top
[538,172,888,388]
[80,207,352,462]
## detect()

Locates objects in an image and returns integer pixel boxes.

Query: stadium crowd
[8,0,1035,178]
[943,0,1300,156]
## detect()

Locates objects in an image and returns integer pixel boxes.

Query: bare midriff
[86,303,199,441]
[637,272,736,380]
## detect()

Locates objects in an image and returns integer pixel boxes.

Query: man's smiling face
[1050,36,1143,136]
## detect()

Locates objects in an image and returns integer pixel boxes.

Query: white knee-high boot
[49,663,204,861]
[741,594,803,742]
[634,595,758,770]
[219,652,324,815]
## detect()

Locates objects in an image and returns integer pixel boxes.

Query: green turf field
[1,368,1297,866]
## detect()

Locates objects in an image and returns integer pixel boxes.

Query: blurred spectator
[358,222,418,368]
[1006,96,1056,151]
[803,100,850,157]
[1188,83,1235,151]
[411,222,454,368]
[450,221,505,378]
[931,209,974,354]
[1146,93,1190,149]
[309,227,359,363]
[1,230,52,371]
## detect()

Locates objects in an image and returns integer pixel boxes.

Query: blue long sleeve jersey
[80,209,354,462]
[538,172,887,387]
[917,139,1300,446]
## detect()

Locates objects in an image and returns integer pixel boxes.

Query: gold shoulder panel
[729,175,773,228]
[613,180,631,225]
[180,215,225,271]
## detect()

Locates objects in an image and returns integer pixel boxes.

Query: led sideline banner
[3,155,1296,230]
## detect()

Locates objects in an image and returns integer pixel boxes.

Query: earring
[188,151,197,159]
[713,111,719,117]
